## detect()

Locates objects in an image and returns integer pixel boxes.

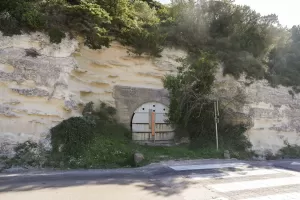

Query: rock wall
[1,32,300,156]
[214,71,300,154]
[114,85,170,127]
[0,32,185,154]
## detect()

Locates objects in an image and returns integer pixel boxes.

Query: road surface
[1,159,300,200]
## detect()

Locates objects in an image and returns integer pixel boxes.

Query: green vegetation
[3,0,300,168]
[0,0,165,53]
[266,25,300,90]
[278,141,300,159]
[1,0,300,89]
[49,102,131,168]
[0,141,49,170]
[165,0,277,80]
[256,141,300,160]
[0,142,223,171]
[45,102,223,169]
[50,138,223,169]
[163,53,252,154]
[0,102,225,170]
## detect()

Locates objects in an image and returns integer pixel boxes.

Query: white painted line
[242,192,300,200]
[273,168,300,176]
[291,162,300,165]
[0,173,64,178]
[209,177,300,192]
[188,168,280,180]
[274,168,300,176]
[169,163,249,171]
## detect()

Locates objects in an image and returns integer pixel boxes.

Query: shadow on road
[0,160,289,196]
[0,173,195,197]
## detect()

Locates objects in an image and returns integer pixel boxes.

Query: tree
[0,0,45,35]
[165,0,278,79]
[266,25,300,90]
[163,53,217,140]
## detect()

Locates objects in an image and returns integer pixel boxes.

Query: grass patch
[136,145,223,164]
[49,134,224,169]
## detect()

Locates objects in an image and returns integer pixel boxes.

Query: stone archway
[113,85,173,141]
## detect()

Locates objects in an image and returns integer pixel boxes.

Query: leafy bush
[163,53,217,142]
[50,102,132,168]
[263,149,280,160]
[218,123,252,152]
[77,136,135,168]
[278,141,300,158]
[164,53,252,153]
[48,28,66,44]
[0,11,21,36]
[5,141,48,168]
[49,101,224,169]
[120,27,164,56]
[266,25,300,91]
[50,116,97,159]
[0,0,165,56]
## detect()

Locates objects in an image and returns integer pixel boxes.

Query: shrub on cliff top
[0,0,164,56]
[2,0,300,89]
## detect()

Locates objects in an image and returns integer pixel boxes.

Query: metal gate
[131,102,174,141]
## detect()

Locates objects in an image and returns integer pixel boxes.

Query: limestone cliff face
[1,32,300,156]
[0,32,185,154]
[71,41,183,106]
[214,71,300,154]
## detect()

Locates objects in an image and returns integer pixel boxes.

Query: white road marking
[291,162,300,165]
[188,168,280,180]
[273,168,300,176]
[242,192,300,200]
[169,163,249,171]
[209,177,300,192]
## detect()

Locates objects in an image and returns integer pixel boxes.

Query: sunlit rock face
[0,32,185,154]
[71,41,184,106]
[1,31,299,156]
[214,69,300,155]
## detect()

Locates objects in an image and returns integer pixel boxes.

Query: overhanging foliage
[1,0,300,89]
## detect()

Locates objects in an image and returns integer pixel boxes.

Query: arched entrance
[131,102,175,142]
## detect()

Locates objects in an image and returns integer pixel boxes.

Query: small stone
[58,144,64,152]
[224,150,230,159]
[179,137,190,144]
[2,166,28,173]
[64,99,78,111]
[134,152,144,164]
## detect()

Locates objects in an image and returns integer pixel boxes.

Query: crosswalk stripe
[241,192,300,200]
[209,177,300,192]
[169,163,248,171]
[188,168,280,180]
[273,168,300,176]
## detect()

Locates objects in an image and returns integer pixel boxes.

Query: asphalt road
[1,159,300,200]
